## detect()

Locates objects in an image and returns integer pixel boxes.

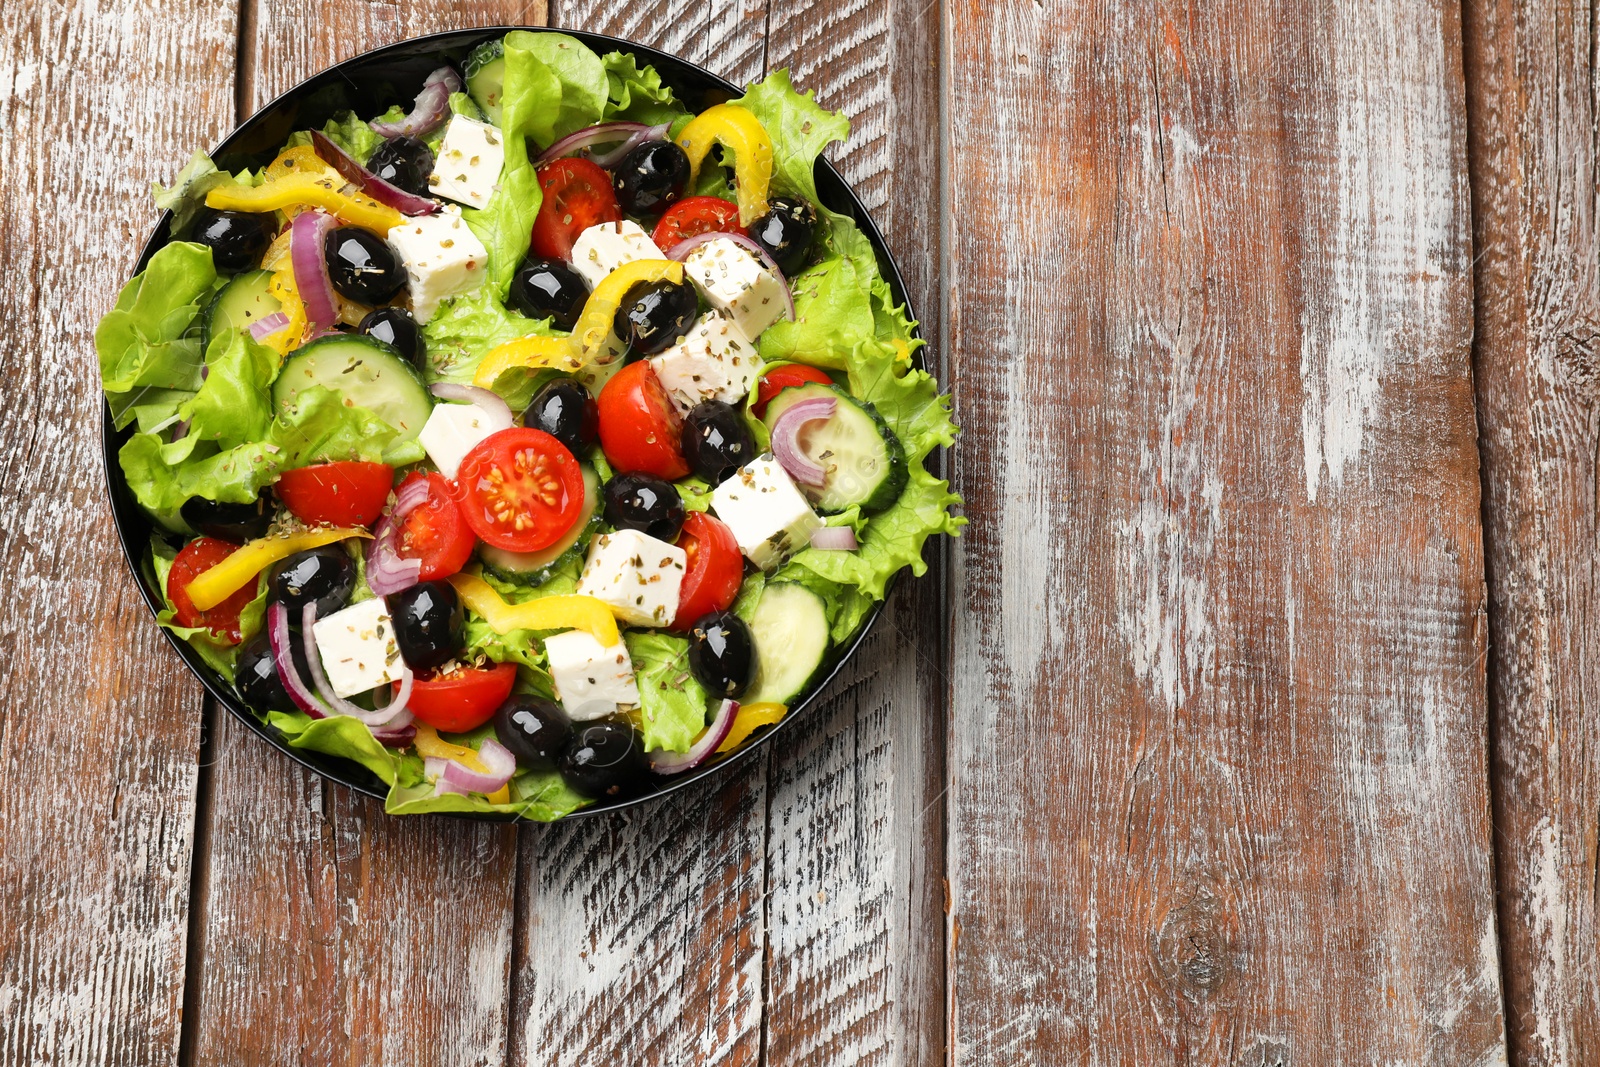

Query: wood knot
[1151,887,1238,999]
[1553,319,1600,399]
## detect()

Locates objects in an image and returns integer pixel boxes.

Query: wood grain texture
[944,1,1506,1063]
[1463,0,1600,1063]
[0,3,239,1065]
[185,6,534,1066]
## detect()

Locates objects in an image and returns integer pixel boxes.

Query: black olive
[747,196,817,276]
[180,490,274,544]
[612,141,691,217]
[612,279,698,355]
[524,379,598,455]
[324,227,406,305]
[385,581,463,671]
[234,633,311,713]
[680,401,756,485]
[359,306,424,369]
[365,136,435,198]
[508,258,590,330]
[268,546,356,618]
[687,611,757,698]
[603,472,686,542]
[192,209,276,274]
[494,695,572,771]
[558,720,648,798]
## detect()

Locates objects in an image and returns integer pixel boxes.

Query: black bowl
[102,27,922,820]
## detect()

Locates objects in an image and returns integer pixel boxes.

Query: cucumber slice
[741,582,830,705]
[203,270,281,350]
[465,39,507,125]
[478,465,602,584]
[762,383,907,514]
[272,335,432,443]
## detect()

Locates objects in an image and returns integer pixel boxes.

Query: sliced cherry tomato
[395,472,475,581]
[651,196,741,249]
[168,536,256,642]
[530,158,623,260]
[454,428,585,552]
[274,461,394,527]
[596,361,690,480]
[752,364,835,417]
[671,512,745,630]
[399,663,517,733]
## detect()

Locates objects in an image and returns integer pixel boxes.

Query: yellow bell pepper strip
[264,267,308,355]
[473,335,586,389]
[447,572,621,647]
[414,725,511,804]
[205,172,403,236]
[715,702,788,753]
[264,145,340,185]
[573,259,684,357]
[184,526,371,611]
[674,104,775,226]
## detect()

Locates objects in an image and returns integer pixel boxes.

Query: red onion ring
[371,723,417,747]
[429,382,513,430]
[588,122,672,168]
[300,602,414,726]
[267,602,325,717]
[249,311,291,342]
[309,130,440,217]
[648,700,739,774]
[290,210,339,331]
[534,121,652,166]
[769,396,836,487]
[438,738,518,795]
[370,66,462,139]
[810,525,859,551]
[667,231,796,322]
[170,419,190,442]
[366,479,430,598]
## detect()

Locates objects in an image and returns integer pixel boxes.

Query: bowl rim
[101,25,921,821]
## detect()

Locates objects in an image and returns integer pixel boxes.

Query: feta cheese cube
[544,630,640,720]
[418,402,505,478]
[682,237,789,339]
[386,207,488,324]
[710,455,823,571]
[569,220,667,289]
[576,528,688,628]
[427,115,505,210]
[647,311,762,413]
[311,597,404,698]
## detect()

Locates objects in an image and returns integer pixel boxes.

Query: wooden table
[1,0,1594,1063]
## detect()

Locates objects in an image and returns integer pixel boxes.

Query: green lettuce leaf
[758,254,876,370]
[97,241,215,429]
[624,632,710,753]
[151,153,262,236]
[732,69,849,206]
[285,110,385,163]
[601,51,686,126]
[266,711,403,786]
[420,288,559,408]
[515,31,609,142]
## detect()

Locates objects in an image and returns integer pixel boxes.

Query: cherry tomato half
[395,471,476,581]
[651,196,741,250]
[399,662,518,733]
[169,536,256,642]
[672,512,745,630]
[530,157,623,260]
[274,461,394,527]
[596,361,691,480]
[751,364,835,417]
[454,428,586,553]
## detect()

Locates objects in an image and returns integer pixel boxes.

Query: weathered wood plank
[0,3,239,1065]
[185,7,537,1066]
[945,1,1506,1063]
[1463,0,1600,1063]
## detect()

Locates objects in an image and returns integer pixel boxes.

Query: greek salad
[97,31,962,818]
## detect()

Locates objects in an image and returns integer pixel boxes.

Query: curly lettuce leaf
[624,632,710,753]
[97,241,215,429]
[266,711,404,786]
[758,254,876,370]
[601,51,687,126]
[460,561,583,693]
[151,153,261,236]
[421,287,553,401]
[284,110,385,163]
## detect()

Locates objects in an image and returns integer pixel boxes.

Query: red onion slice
[429,382,513,430]
[769,396,836,487]
[534,122,652,166]
[588,122,672,168]
[309,130,440,217]
[249,311,292,342]
[267,602,325,717]
[300,603,414,726]
[290,210,339,331]
[648,699,739,774]
[810,525,859,551]
[371,723,417,747]
[666,231,796,322]
[365,475,432,597]
[438,738,518,795]
[370,66,462,139]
